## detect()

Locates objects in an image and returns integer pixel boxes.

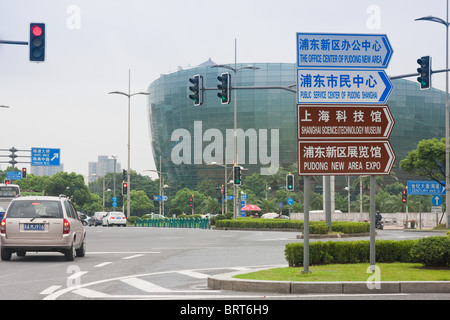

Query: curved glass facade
[148,62,446,187]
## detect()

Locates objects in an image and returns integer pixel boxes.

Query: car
[79,213,90,226]
[102,212,126,227]
[89,211,108,226]
[0,207,5,221]
[0,195,86,261]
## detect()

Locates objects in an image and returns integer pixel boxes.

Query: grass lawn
[233,263,450,282]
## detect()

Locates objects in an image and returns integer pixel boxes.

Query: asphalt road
[0,226,448,301]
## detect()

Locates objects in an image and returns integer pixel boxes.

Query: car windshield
[7,200,63,219]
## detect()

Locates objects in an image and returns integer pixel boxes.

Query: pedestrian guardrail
[134,217,211,229]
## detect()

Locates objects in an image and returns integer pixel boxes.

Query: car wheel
[1,248,12,261]
[64,243,76,261]
[76,236,86,257]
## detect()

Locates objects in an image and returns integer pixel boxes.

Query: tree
[45,172,90,210]
[400,137,446,184]
[125,190,154,216]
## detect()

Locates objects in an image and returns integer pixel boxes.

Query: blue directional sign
[6,171,21,180]
[153,195,168,201]
[432,195,443,207]
[297,33,393,69]
[297,69,393,104]
[287,197,294,206]
[407,181,446,195]
[31,147,61,166]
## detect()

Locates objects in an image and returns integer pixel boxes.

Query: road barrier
[134,217,211,229]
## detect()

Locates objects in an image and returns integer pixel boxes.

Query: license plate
[24,223,45,231]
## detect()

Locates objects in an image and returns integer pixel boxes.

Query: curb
[207,270,450,294]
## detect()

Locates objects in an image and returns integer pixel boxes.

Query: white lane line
[67,271,88,280]
[120,277,171,292]
[72,288,111,298]
[95,262,113,268]
[122,254,145,260]
[177,270,209,279]
[40,285,62,295]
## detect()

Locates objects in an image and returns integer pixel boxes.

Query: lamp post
[109,70,149,218]
[212,40,260,219]
[208,160,230,214]
[415,1,450,228]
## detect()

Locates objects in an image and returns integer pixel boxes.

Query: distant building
[30,164,64,177]
[88,156,121,182]
[148,61,446,188]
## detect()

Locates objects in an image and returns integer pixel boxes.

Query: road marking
[177,270,208,279]
[95,262,112,268]
[122,254,145,260]
[120,277,171,292]
[67,271,88,280]
[72,288,111,298]
[40,285,61,295]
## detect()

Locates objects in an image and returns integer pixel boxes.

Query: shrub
[285,239,417,267]
[410,236,450,267]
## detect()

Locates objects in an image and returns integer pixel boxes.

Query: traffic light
[22,168,27,179]
[8,147,18,166]
[4,180,10,185]
[217,72,231,104]
[286,173,294,191]
[29,23,45,62]
[188,75,203,106]
[417,56,431,90]
[402,189,407,204]
[122,182,128,195]
[233,165,241,185]
[189,196,194,208]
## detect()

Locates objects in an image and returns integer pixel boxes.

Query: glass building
[147,61,446,188]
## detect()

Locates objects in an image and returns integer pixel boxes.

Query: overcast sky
[0,0,448,180]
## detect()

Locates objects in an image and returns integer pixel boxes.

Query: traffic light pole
[0,40,28,45]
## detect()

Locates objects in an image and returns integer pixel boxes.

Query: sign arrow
[297,33,393,69]
[297,104,394,140]
[297,69,394,104]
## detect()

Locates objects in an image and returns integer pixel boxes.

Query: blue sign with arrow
[297,69,393,104]
[297,33,393,69]
[432,195,443,207]
[31,147,61,166]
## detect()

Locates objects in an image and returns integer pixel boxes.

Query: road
[0,226,448,301]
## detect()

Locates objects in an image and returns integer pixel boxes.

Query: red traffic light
[31,25,43,37]
[402,189,407,203]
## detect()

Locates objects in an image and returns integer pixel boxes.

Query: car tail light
[0,218,6,234]
[63,219,70,234]
[110,217,115,219]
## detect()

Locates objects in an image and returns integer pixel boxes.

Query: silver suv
[0,195,86,261]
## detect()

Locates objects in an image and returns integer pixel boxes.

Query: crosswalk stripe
[120,277,171,292]
[177,270,209,279]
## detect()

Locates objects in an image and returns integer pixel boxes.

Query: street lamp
[109,70,149,218]
[208,160,230,214]
[415,2,450,228]
[212,49,260,219]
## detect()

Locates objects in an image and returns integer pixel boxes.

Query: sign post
[296,32,394,270]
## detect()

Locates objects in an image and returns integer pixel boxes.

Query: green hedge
[285,237,450,267]
[410,236,450,267]
[215,219,369,234]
